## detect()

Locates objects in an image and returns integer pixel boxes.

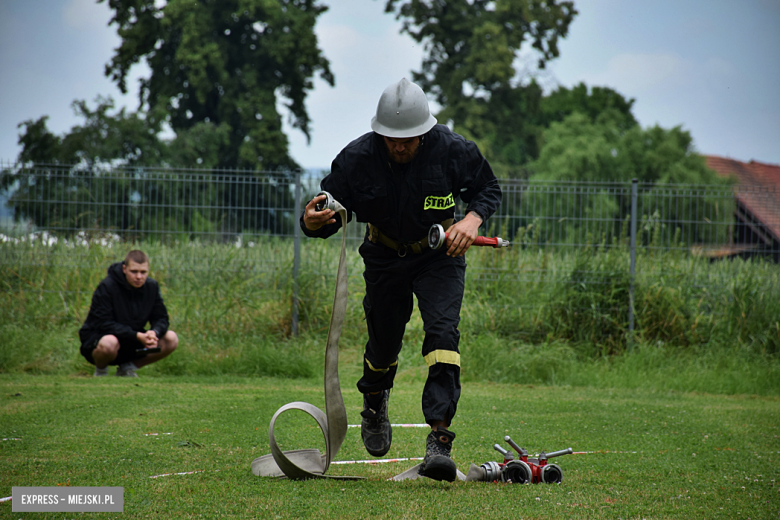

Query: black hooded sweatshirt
[79,262,169,346]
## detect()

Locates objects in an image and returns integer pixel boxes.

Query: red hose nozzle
[427,223,510,250]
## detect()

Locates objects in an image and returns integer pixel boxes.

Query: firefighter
[301,78,502,481]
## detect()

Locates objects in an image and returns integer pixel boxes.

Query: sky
[1,0,778,170]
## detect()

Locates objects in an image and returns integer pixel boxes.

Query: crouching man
[79,250,178,377]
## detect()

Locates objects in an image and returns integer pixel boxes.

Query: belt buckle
[397,244,407,257]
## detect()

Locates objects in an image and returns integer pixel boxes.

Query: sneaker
[360,390,392,457]
[419,428,457,482]
[94,366,109,377]
[116,362,139,378]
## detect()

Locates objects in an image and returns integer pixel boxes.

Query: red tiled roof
[704,155,780,244]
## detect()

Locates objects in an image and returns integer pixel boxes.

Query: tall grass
[462,241,780,355]
[1,237,778,395]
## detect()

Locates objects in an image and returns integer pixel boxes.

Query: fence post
[292,169,302,337]
[628,178,638,349]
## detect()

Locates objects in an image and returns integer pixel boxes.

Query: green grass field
[1,374,778,519]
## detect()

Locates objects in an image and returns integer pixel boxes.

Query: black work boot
[360,390,392,457]
[418,427,457,482]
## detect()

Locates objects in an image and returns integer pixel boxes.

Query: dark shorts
[80,336,145,366]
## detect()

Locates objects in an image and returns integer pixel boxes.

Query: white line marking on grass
[571,451,642,455]
[332,457,424,465]
[149,470,205,479]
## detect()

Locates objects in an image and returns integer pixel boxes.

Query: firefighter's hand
[303,194,336,231]
[445,212,483,257]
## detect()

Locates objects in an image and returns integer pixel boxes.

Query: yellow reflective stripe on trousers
[423,350,461,368]
[365,358,398,373]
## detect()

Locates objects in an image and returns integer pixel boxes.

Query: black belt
[368,219,453,257]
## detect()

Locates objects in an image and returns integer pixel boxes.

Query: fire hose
[251,191,360,480]
[251,192,512,480]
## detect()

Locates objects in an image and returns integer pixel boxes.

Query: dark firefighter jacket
[79,262,169,346]
[301,124,502,244]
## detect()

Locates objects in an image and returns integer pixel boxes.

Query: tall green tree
[2,1,334,237]
[532,113,727,185]
[524,112,735,245]
[383,0,577,174]
[540,82,637,134]
[2,97,279,238]
[15,97,166,167]
[473,81,638,177]
[101,0,334,170]
[4,98,181,235]
[384,0,576,106]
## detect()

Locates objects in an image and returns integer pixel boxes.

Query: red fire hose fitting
[427,223,510,250]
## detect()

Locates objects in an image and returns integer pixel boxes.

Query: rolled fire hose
[251,192,362,480]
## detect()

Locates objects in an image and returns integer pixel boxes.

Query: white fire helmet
[370,78,437,138]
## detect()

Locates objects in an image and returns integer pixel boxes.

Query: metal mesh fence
[0,164,302,240]
[3,164,777,248]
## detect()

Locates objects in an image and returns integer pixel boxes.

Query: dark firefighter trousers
[356,242,465,426]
